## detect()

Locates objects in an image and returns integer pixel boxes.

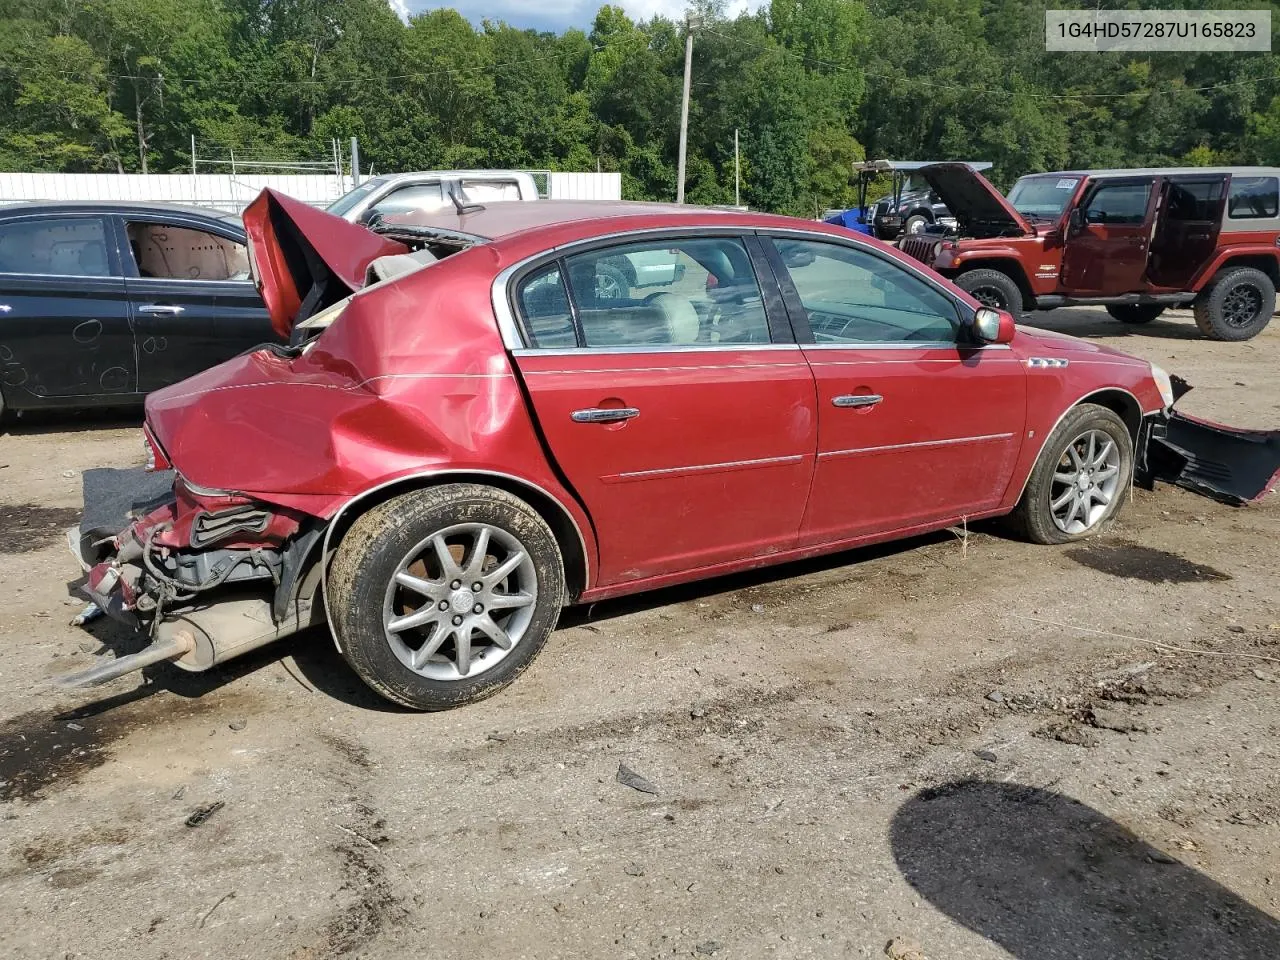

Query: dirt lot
[1,306,1278,960]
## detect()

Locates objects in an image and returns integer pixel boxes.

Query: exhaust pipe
[56,631,196,688]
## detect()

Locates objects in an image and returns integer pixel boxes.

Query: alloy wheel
[382,522,537,681]
[1048,429,1122,535]
[1222,283,1263,328]
[972,287,1006,310]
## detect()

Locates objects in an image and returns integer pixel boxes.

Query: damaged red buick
[64,190,1280,710]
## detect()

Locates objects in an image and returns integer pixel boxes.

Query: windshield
[325,177,388,217]
[1008,175,1079,219]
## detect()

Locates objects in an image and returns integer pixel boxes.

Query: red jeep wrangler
[898,165,1280,341]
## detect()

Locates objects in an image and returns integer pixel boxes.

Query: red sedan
[66,190,1277,710]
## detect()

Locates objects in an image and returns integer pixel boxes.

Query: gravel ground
[1,306,1277,960]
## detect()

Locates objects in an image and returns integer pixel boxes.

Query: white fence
[0,170,622,212]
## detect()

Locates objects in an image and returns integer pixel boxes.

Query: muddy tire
[327,484,565,711]
[1193,267,1276,341]
[955,268,1024,317]
[1105,304,1164,324]
[1010,403,1133,546]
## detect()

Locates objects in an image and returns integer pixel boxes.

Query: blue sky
[396,1,762,32]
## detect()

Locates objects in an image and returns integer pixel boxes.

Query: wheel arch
[320,471,591,617]
[1192,248,1280,291]
[953,258,1036,306]
[1011,387,1144,507]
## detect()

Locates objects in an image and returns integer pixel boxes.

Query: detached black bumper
[1138,411,1280,505]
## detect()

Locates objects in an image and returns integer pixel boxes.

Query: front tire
[1106,304,1164,324]
[1011,403,1133,545]
[903,213,930,236]
[1193,266,1276,341]
[955,268,1025,317]
[328,484,566,711]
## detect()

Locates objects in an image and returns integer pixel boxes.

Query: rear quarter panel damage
[143,244,597,571]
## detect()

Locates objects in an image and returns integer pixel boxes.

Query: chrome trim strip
[820,432,1014,459]
[1010,387,1147,504]
[833,394,883,408]
[801,342,1012,352]
[512,343,802,357]
[319,468,592,645]
[610,453,805,480]
[523,362,811,375]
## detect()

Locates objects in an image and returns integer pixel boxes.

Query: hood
[242,188,409,338]
[918,163,1032,238]
[1014,324,1149,364]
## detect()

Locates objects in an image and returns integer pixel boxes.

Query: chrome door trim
[571,407,640,423]
[819,432,1015,459]
[832,394,883,408]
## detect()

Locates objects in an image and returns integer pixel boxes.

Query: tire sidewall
[1198,268,1276,341]
[1018,404,1133,545]
[332,488,565,710]
[957,269,1024,317]
[904,213,930,236]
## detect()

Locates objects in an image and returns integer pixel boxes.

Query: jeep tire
[1105,304,1164,324]
[955,268,1024,317]
[1193,266,1276,341]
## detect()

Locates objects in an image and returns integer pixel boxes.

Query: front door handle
[571,407,640,424]
[833,394,883,409]
[137,304,184,316]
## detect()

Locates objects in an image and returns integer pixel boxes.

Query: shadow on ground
[891,779,1280,959]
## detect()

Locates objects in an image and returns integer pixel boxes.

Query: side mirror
[1067,207,1084,234]
[973,307,1016,345]
[355,208,376,226]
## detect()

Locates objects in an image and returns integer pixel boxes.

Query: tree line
[1,0,1278,216]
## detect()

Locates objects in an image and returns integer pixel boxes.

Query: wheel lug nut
[451,580,462,590]
[452,615,464,626]
[472,582,483,592]
[473,603,484,614]
[438,600,449,610]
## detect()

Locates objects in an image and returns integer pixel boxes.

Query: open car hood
[918,163,1033,237]
[242,188,409,338]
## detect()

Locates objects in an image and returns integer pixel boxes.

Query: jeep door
[1061,178,1158,293]
[1146,175,1229,289]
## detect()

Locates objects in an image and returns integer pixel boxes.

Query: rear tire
[955,268,1024,318]
[1193,266,1276,341]
[328,484,566,711]
[1105,304,1164,324]
[1010,403,1133,545]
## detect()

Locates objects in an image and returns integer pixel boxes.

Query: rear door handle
[571,407,640,423]
[833,394,883,409]
[137,304,184,315]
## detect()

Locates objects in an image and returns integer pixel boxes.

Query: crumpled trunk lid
[242,188,409,338]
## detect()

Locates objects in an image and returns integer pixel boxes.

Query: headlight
[1150,363,1175,408]
[932,241,945,258]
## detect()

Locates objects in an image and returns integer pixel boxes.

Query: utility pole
[350,137,361,186]
[676,15,699,204]
[190,135,197,176]
[734,128,740,208]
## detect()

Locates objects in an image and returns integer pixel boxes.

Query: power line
[701,26,1278,102]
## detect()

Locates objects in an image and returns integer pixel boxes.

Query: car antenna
[447,181,485,216]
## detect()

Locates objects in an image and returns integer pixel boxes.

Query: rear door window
[1228,176,1280,219]
[0,217,114,277]
[125,221,249,280]
[1162,180,1225,221]
[461,180,521,202]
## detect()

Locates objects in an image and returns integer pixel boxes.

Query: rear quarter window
[1228,176,1279,219]
[0,217,112,276]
